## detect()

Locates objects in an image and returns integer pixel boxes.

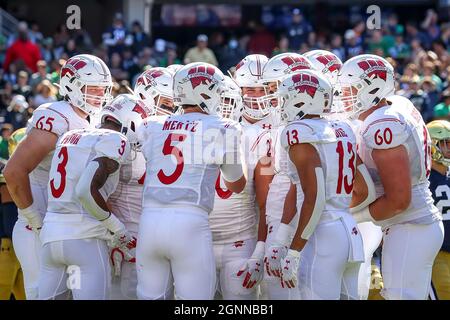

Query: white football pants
[136,207,216,300]
[38,238,111,300]
[299,218,362,300]
[213,237,257,300]
[12,182,47,300]
[381,220,444,300]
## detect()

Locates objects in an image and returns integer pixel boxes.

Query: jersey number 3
[50,146,68,198]
[157,133,187,185]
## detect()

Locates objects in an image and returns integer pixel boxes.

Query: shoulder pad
[29,104,70,137]
[281,120,336,150]
[361,109,408,149]
[95,130,130,163]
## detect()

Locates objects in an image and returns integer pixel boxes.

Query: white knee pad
[220,259,258,300]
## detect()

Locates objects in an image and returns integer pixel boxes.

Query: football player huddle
[2,50,446,300]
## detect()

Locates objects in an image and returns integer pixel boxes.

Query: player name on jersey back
[42,128,130,245]
[281,118,357,222]
[139,113,242,213]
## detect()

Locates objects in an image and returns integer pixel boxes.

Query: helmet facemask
[432,139,450,167]
[220,90,243,121]
[241,85,275,120]
[154,93,175,116]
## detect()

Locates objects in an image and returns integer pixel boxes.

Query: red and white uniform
[209,115,272,300]
[12,101,94,300]
[108,150,146,300]
[38,128,130,300]
[263,123,301,299]
[357,95,444,299]
[282,118,364,300]
[347,118,383,300]
[136,113,242,300]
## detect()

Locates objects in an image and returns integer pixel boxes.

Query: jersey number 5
[157,133,187,185]
[50,146,68,198]
[336,141,356,194]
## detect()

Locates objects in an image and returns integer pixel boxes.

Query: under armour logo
[233,240,244,248]
[352,227,358,235]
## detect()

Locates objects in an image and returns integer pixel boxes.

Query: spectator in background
[153,39,167,66]
[12,71,32,101]
[209,32,225,63]
[219,37,247,73]
[272,35,290,56]
[122,48,140,81]
[31,80,57,108]
[0,81,13,112]
[130,21,150,55]
[103,12,133,56]
[247,22,276,57]
[330,34,345,61]
[344,29,364,58]
[29,22,43,45]
[5,95,29,130]
[422,61,443,91]
[184,34,218,66]
[40,37,56,63]
[441,23,450,48]
[286,8,312,50]
[30,60,51,92]
[160,42,182,68]
[405,21,429,49]
[64,39,79,58]
[0,123,13,160]
[110,52,129,81]
[433,89,450,121]
[422,76,440,111]
[3,22,41,74]
[53,24,70,49]
[389,33,410,60]
[368,29,394,56]
[405,75,433,122]
[49,59,65,84]
[140,47,158,67]
[421,9,440,44]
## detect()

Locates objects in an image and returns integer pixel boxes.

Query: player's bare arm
[4,128,58,209]
[280,182,297,225]
[368,145,411,221]
[289,143,323,252]
[255,155,274,242]
[89,157,120,214]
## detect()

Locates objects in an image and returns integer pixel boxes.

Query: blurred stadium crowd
[0,7,449,163]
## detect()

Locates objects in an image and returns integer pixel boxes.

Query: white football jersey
[42,128,131,244]
[282,118,357,222]
[108,150,146,234]
[265,124,292,222]
[209,116,272,244]
[26,101,95,186]
[357,95,441,227]
[139,113,242,213]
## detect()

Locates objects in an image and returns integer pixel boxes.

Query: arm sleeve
[220,122,244,183]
